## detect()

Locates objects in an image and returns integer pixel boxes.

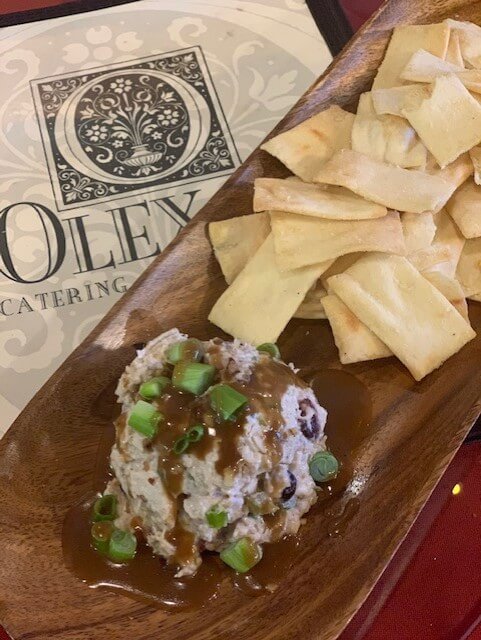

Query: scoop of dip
[96,329,332,577]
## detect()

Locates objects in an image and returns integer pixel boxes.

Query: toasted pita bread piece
[314,149,454,213]
[270,209,405,271]
[446,179,481,239]
[408,244,454,272]
[445,19,481,68]
[402,211,436,253]
[445,30,465,67]
[351,92,426,168]
[469,147,481,186]
[208,234,331,345]
[253,178,387,220]
[323,294,392,364]
[427,209,466,278]
[327,253,475,381]
[294,281,328,319]
[422,270,469,322]
[260,105,355,182]
[373,22,450,89]
[456,237,481,296]
[401,49,463,82]
[403,74,481,168]
[371,85,431,117]
[320,253,363,290]
[208,213,271,284]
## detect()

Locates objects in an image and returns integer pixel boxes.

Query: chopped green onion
[92,494,117,522]
[257,343,281,359]
[172,362,215,395]
[173,436,190,455]
[209,384,248,420]
[309,451,339,483]
[206,505,228,529]
[108,529,137,563]
[139,376,170,400]
[220,537,262,573]
[128,400,162,439]
[186,424,204,442]
[91,521,114,555]
[166,339,204,365]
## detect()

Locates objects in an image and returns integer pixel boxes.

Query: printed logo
[31,47,239,210]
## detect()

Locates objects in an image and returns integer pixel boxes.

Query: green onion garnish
[173,436,190,455]
[186,424,204,442]
[220,537,262,573]
[206,505,228,528]
[166,338,204,365]
[209,384,248,420]
[309,451,339,483]
[172,362,215,395]
[257,343,281,358]
[108,529,137,563]
[91,521,114,555]
[128,400,162,439]
[139,376,170,400]
[92,494,117,522]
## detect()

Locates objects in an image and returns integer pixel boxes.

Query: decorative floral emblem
[32,47,239,209]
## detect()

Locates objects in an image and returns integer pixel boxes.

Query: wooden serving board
[2,1,481,639]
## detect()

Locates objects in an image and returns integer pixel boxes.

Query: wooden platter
[2,1,481,639]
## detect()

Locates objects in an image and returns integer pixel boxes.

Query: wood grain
[2,1,481,639]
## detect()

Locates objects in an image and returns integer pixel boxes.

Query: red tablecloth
[1,2,480,639]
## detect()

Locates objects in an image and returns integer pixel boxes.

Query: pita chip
[456,238,481,296]
[208,234,331,345]
[445,31,465,67]
[371,84,431,117]
[208,213,271,284]
[422,270,469,322]
[469,147,481,185]
[260,105,354,182]
[351,92,426,168]
[327,253,475,380]
[294,281,328,319]
[446,179,481,239]
[402,211,436,253]
[315,149,454,213]
[403,74,481,168]
[320,253,363,289]
[401,49,463,82]
[323,294,392,364]
[373,22,450,89]
[253,178,387,220]
[445,19,481,68]
[428,208,466,278]
[270,209,405,271]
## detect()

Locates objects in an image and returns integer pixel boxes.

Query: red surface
[1,2,481,640]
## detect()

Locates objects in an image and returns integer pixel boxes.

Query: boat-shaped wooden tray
[2,1,481,638]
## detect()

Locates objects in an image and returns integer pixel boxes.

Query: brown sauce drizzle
[63,362,371,609]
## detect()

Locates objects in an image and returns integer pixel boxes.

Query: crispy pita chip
[426,152,473,194]
[260,106,355,182]
[401,49,463,82]
[422,270,469,322]
[270,210,405,271]
[445,19,481,68]
[408,244,454,272]
[314,149,454,213]
[294,281,328,319]
[469,147,481,185]
[429,208,466,278]
[468,292,481,302]
[456,238,481,296]
[446,179,481,239]
[402,211,436,253]
[253,178,387,220]
[351,93,426,168]
[320,253,363,289]
[208,235,331,345]
[208,213,271,284]
[445,31,465,67]
[371,85,431,117]
[373,22,450,89]
[327,253,475,380]
[323,294,392,364]
[403,74,481,168]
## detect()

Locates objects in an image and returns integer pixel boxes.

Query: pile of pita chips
[207,18,481,382]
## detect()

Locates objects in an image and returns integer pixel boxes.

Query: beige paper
[208,234,331,345]
[270,209,405,271]
[260,105,354,182]
[315,149,454,213]
[327,253,475,380]
[446,179,481,239]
